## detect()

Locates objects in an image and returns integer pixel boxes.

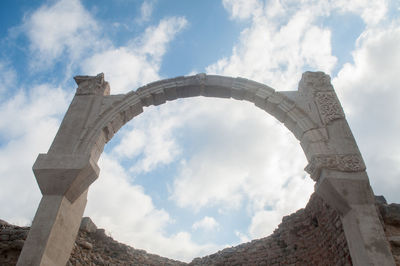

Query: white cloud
[210,0,389,92]
[206,7,337,91]
[137,0,155,23]
[161,97,313,235]
[235,230,250,243]
[24,0,99,67]
[81,47,160,94]
[3,0,399,263]
[248,172,314,238]
[81,16,187,93]
[102,95,314,246]
[86,154,171,236]
[0,84,70,225]
[112,103,183,173]
[333,22,400,203]
[222,0,263,20]
[192,216,220,231]
[0,62,16,94]
[0,85,70,138]
[249,210,280,238]
[137,16,187,62]
[333,0,388,26]
[85,153,220,262]
[113,129,146,159]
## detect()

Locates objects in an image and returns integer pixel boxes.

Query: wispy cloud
[192,216,220,231]
[81,16,187,93]
[0,62,16,94]
[136,0,155,23]
[222,0,264,20]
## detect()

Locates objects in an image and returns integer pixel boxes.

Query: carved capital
[299,71,333,95]
[74,73,110,96]
[33,153,100,203]
[305,154,366,181]
[195,73,207,86]
[315,91,345,124]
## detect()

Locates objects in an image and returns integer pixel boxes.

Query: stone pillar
[316,171,395,265]
[17,192,88,266]
[17,74,108,266]
[299,72,395,265]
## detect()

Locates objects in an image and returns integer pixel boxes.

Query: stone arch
[79,74,321,164]
[17,72,396,265]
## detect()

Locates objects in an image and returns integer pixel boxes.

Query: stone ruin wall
[2,193,400,265]
[190,193,352,265]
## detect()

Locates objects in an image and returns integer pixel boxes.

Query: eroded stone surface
[3,195,400,265]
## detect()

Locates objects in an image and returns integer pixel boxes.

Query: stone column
[17,192,88,266]
[299,72,395,265]
[17,74,108,266]
[316,170,394,265]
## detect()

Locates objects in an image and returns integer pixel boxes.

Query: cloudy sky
[1,0,399,262]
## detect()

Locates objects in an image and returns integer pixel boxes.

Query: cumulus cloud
[81,47,160,94]
[0,0,204,261]
[2,0,399,263]
[24,0,99,67]
[248,172,314,238]
[92,93,313,249]
[333,0,388,26]
[0,84,70,225]
[81,16,187,93]
[192,216,220,231]
[165,98,313,237]
[211,0,390,92]
[333,22,400,203]
[112,103,183,173]
[235,230,250,243]
[85,153,219,262]
[200,0,394,240]
[207,4,337,91]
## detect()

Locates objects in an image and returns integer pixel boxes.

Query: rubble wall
[191,194,352,265]
[1,194,399,265]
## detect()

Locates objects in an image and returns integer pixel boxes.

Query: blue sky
[1,0,400,262]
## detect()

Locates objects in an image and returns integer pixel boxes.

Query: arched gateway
[17,72,395,265]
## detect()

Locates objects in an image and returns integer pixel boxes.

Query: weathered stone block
[80,217,97,233]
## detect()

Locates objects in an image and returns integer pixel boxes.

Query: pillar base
[17,190,88,266]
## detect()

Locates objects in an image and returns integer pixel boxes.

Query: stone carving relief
[299,71,334,95]
[195,73,207,86]
[74,73,110,96]
[305,154,366,181]
[315,91,345,125]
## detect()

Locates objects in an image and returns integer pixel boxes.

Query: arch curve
[17,72,396,266]
[78,74,323,165]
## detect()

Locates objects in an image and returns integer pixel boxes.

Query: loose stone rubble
[2,193,400,265]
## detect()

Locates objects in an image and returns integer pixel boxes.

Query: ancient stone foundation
[2,194,400,265]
